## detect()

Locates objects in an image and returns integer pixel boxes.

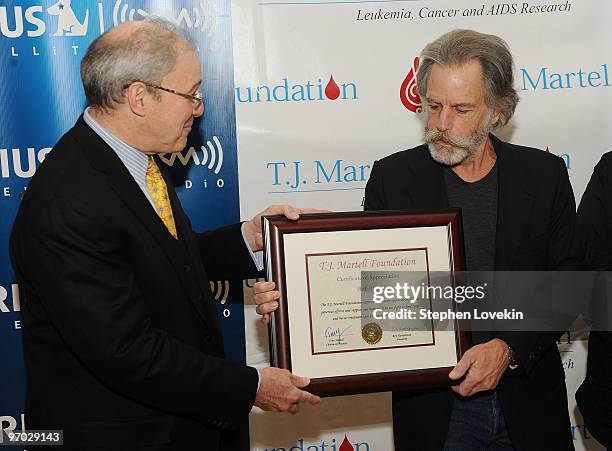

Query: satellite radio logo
[3,0,217,57]
[235,74,358,103]
[158,138,227,192]
[0,139,224,199]
[400,56,422,113]
[210,280,230,305]
[47,0,89,36]
[210,280,232,319]
[110,0,216,35]
[159,137,224,174]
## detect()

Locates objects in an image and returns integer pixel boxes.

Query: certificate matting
[284,227,457,379]
[263,210,468,395]
[304,248,435,355]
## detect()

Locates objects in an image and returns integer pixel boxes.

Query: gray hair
[416,29,519,128]
[80,17,195,110]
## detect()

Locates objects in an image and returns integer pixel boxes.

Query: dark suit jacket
[364,135,584,451]
[575,152,612,447]
[9,116,260,450]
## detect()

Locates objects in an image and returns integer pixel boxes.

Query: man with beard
[363,29,582,450]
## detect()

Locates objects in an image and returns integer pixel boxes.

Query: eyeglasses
[128,82,203,111]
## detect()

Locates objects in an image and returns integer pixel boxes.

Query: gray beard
[424,116,493,167]
[427,141,475,166]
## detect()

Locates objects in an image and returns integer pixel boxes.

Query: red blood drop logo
[339,435,354,451]
[325,74,341,100]
[400,56,422,113]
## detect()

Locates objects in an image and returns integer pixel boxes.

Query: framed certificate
[262,210,470,396]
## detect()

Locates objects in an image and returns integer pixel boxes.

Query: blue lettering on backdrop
[235,77,359,103]
[0,0,245,436]
[264,159,371,193]
[521,64,610,90]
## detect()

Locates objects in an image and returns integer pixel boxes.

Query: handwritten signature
[325,325,353,344]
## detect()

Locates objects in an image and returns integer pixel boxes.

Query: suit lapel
[403,147,449,209]
[161,161,223,337]
[493,136,535,269]
[403,139,535,269]
[75,117,181,255]
[74,117,215,327]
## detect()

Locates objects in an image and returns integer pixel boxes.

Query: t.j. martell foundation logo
[253,434,370,451]
[400,56,422,113]
[339,435,356,451]
[235,74,358,103]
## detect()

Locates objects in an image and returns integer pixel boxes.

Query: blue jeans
[442,391,515,451]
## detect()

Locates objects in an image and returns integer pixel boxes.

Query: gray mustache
[424,129,473,149]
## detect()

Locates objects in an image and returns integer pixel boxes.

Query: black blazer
[364,135,584,451]
[575,152,612,448]
[10,116,260,450]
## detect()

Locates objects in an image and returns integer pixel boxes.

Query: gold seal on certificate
[362,323,383,345]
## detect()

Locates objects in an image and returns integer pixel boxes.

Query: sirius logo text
[3,1,216,58]
[0,284,20,313]
[0,284,21,330]
[0,414,26,435]
[0,3,88,38]
[0,147,52,179]
[236,75,358,103]
[0,6,47,38]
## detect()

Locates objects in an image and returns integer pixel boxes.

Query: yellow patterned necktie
[146,157,178,239]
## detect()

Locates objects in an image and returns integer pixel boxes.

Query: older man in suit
[10,17,319,450]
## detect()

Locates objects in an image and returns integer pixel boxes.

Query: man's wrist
[241,221,257,251]
[240,222,264,270]
[507,344,519,370]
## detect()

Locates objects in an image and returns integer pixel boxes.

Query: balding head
[80,17,194,111]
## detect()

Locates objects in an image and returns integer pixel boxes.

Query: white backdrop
[232,1,612,449]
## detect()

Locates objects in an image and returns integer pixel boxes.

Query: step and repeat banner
[233,0,611,450]
[0,0,611,449]
[0,0,249,447]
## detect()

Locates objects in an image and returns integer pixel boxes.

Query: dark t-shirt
[444,163,498,344]
[444,163,498,271]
